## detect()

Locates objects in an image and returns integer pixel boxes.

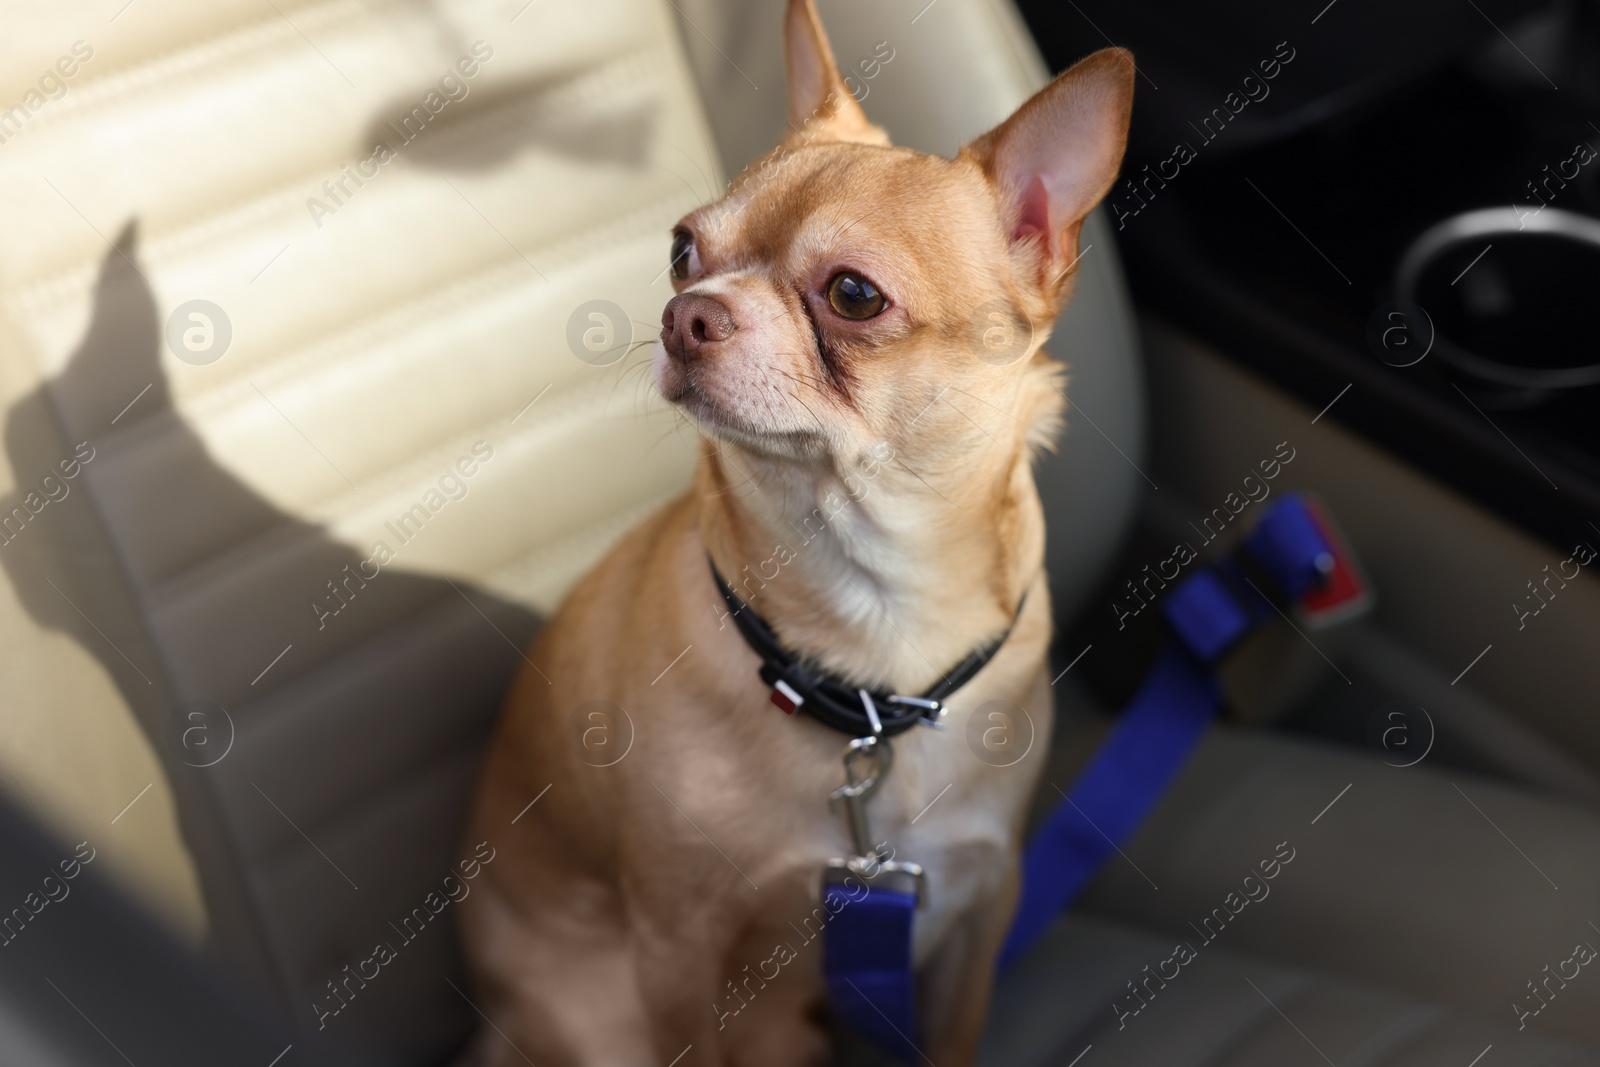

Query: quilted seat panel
[0,0,720,1059]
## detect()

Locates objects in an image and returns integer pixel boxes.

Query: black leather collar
[710,556,1024,738]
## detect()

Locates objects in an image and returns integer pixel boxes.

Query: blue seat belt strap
[998,644,1220,969]
[825,493,1343,1055]
[823,880,920,1061]
[999,491,1339,971]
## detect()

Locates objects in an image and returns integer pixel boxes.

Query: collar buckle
[885,693,947,729]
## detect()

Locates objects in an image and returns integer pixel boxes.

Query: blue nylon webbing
[997,644,1220,970]
[822,880,920,1061]
[826,494,1335,1056]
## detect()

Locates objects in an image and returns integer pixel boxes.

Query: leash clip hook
[829,734,892,862]
[826,735,926,905]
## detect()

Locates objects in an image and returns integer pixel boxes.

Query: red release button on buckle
[1298,496,1374,629]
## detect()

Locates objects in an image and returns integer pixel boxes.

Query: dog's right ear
[966,48,1135,295]
[783,0,887,145]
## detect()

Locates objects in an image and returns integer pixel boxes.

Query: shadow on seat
[0,221,541,1063]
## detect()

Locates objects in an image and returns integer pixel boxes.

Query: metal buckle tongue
[825,734,926,906]
[886,693,947,729]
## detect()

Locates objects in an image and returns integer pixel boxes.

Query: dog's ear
[966,48,1135,292]
[784,0,887,145]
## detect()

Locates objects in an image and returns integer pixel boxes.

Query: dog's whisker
[660,166,710,212]
[605,354,663,414]
[661,141,721,204]
[776,369,831,434]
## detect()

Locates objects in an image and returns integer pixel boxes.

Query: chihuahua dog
[461,2,1132,1063]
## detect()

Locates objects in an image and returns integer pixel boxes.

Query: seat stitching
[18,1,373,132]
[87,182,700,452]
[139,385,687,611]
[2,41,670,315]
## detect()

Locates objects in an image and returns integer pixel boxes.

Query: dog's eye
[825,272,886,320]
[670,230,698,281]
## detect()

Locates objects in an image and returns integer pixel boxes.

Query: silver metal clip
[829,734,891,860]
[826,734,926,906]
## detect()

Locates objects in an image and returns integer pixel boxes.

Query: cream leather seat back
[2,1,715,1058]
[0,0,1142,1061]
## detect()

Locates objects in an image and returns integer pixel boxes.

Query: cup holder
[1395,207,1600,391]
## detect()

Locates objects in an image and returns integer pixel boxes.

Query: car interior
[2,0,1598,1064]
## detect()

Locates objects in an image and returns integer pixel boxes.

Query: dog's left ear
[966,48,1135,292]
[783,0,888,146]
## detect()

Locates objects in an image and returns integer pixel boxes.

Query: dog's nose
[661,293,736,360]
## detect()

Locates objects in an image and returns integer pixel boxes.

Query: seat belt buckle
[1293,494,1374,631]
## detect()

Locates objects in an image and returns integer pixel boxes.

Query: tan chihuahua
[460,2,1133,1062]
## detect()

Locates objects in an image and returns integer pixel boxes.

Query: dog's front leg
[628,900,742,1067]
[915,863,1021,1065]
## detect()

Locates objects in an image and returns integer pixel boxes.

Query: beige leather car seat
[4,1,1600,1065]
[1,0,716,1058]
